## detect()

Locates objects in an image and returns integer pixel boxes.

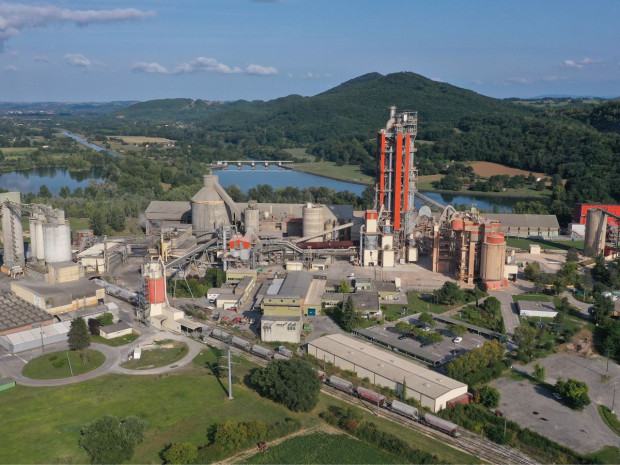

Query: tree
[418,312,436,327]
[401,379,407,401]
[68,317,90,352]
[89,208,106,236]
[337,278,351,294]
[249,358,321,412]
[566,248,579,263]
[476,385,500,408]
[532,362,546,383]
[161,442,198,464]
[523,262,541,281]
[59,186,71,198]
[555,378,591,410]
[79,415,147,464]
[447,324,468,337]
[514,324,537,360]
[87,318,101,336]
[592,293,614,325]
[38,184,52,198]
[341,295,357,331]
[433,281,465,305]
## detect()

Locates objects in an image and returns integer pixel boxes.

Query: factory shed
[483,214,560,238]
[351,327,443,365]
[308,334,467,412]
[11,279,105,315]
[145,201,191,234]
[0,320,71,353]
[99,321,133,339]
[518,301,558,318]
[0,292,55,336]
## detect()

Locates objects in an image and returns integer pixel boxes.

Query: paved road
[489,287,521,339]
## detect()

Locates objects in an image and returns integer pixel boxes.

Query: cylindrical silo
[302,203,324,242]
[480,234,506,282]
[143,261,166,304]
[244,206,260,235]
[191,175,230,234]
[1,201,25,267]
[584,209,606,254]
[35,217,45,261]
[43,222,72,263]
[29,218,38,260]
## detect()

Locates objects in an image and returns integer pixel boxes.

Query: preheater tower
[377,106,417,234]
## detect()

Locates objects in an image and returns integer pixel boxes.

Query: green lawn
[512,294,550,302]
[599,406,620,437]
[292,161,373,185]
[245,432,403,464]
[381,290,453,317]
[506,237,584,251]
[283,148,315,161]
[22,349,105,380]
[0,347,477,464]
[90,333,139,347]
[120,340,188,369]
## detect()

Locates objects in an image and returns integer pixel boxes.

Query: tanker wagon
[277,346,294,358]
[251,344,274,360]
[356,386,386,407]
[422,414,460,437]
[389,399,418,420]
[210,328,230,343]
[326,375,354,394]
[231,336,252,351]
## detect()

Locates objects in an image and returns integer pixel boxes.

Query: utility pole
[227,346,233,400]
[612,386,616,414]
[66,352,74,377]
[104,235,109,278]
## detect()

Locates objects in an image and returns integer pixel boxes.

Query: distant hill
[0,101,136,115]
[114,72,535,142]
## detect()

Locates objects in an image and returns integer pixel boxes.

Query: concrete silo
[480,233,506,284]
[302,203,325,242]
[0,192,25,267]
[42,210,72,263]
[584,209,606,255]
[191,174,240,235]
[244,203,260,235]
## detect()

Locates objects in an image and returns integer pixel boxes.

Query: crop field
[467,161,547,179]
[244,432,403,464]
[0,147,36,154]
[110,135,175,144]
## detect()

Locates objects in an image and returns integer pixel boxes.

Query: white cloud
[4,64,17,71]
[0,3,154,49]
[33,55,49,62]
[131,57,277,76]
[561,57,603,69]
[7,50,18,57]
[131,61,168,73]
[63,53,100,70]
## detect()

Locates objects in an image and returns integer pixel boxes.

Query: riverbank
[291,161,373,186]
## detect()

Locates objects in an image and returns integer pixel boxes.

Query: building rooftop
[279,271,313,299]
[0,292,54,334]
[517,300,558,314]
[483,214,560,230]
[309,334,464,399]
[12,278,104,300]
[100,321,131,334]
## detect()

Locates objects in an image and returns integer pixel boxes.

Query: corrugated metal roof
[145,201,191,215]
[279,272,313,298]
[483,214,560,229]
[309,334,464,399]
[0,292,54,333]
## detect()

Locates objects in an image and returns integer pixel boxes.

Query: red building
[572,203,620,227]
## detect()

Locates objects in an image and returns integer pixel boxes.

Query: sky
[0,0,619,102]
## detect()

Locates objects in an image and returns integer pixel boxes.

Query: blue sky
[0,0,619,102]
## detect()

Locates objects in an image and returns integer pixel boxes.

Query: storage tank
[244,206,260,235]
[29,218,39,260]
[43,222,72,263]
[451,218,464,230]
[191,175,230,233]
[584,209,606,254]
[239,248,250,262]
[35,215,45,261]
[143,260,166,304]
[480,233,506,282]
[302,203,325,242]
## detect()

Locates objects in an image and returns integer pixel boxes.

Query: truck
[421,414,460,437]
[326,375,354,394]
[356,386,386,406]
[388,400,418,420]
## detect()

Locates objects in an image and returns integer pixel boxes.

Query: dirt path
[218,424,343,465]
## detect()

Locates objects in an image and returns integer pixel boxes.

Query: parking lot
[364,313,490,365]
[492,353,620,453]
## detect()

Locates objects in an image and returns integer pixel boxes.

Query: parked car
[213,312,220,321]
[422,326,431,332]
[553,392,562,400]
[452,337,463,343]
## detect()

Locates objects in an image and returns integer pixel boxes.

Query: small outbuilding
[99,321,134,339]
[518,300,558,318]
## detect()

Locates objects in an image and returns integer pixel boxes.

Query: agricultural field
[293,161,373,185]
[244,432,403,464]
[467,161,547,179]
[110,136,176,144]
[0,147,37,154]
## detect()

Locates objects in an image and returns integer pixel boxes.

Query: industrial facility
[307,334,468,412]
[570,203,620,257]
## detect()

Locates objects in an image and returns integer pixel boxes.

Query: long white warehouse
[307,333,468,412]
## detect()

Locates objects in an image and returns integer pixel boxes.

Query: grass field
[467,161,547,179]
[506,237,584,251]
[283,148,315,161]
[0,147,36,154]
[110,136,175,144]
[0,346,478,464]
[22,349,105,380]
[512,294,550,303]
[121,340,188,369]
[244,432,403,464]
[293,161,373,185]
[90,333,139,347]
[382,291,454,319]
[598,405,620,437]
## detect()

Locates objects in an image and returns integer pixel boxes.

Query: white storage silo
[43,222,72,263]
[302,203,324,242]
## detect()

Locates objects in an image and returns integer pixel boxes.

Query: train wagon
[277,346,294,358]
[326,375,354,394]
[422,414,460,437]
[356,386,386,407]
[211,328,230,342]
[316,370,327,381]
[231,336,252,351]
[251,344,273,360]
[388,400,418,420]
[199,325,212,337]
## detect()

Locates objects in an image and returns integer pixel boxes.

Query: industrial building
[518,301,558,318]
[0,291,54,336]
[307,334,468,412]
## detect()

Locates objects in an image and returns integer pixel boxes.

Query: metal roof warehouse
[307,334,468,412]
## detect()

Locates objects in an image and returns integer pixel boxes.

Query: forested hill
[113,72,535,142]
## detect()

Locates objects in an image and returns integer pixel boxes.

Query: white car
[553,392,562,400]
[422,326,431,332]
[452,337,463,343]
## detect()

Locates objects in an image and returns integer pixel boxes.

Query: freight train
[322,374,460,438]
[199,325,275,360]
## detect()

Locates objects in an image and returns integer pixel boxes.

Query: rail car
[421,413,460,438]
[388,399,418,420]
[356,386,386,407]
[326,375,355,394]
[231,336,252,352]
[251,344,274,360]
[210,328,230,342]
[277,346,294,358]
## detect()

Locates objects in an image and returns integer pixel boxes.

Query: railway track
[199,335,539,465]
